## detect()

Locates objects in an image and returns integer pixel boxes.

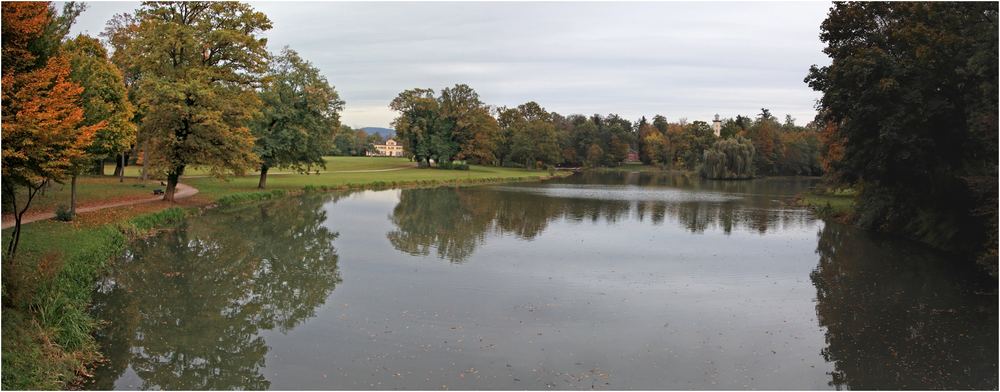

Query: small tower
[712,114,722,137]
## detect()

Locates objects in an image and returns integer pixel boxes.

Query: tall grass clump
[216,189,287,207]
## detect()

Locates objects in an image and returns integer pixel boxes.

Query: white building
[712,114,722,137]
[367,138,405,157]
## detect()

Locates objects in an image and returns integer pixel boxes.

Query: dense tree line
[330,125,381,156]
[807,2,998,272]
[390,85,823,174]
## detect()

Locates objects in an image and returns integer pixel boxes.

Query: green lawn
[9,157,423,216]
[188,163,550,198]
[798,187,856,218]
[102,156,414,178]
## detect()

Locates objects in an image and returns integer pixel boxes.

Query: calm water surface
[87,172,998,390]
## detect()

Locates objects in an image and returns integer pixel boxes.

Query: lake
[86,172,998,390]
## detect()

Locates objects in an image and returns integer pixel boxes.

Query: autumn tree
[642,131,670,166]
[131,2,271,200]
[64,34,136,214]
[252,47,342,189]
[1,2,97,255]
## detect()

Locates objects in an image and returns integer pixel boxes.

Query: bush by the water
[437,160,470,170]
[216,189,287,207]
[700,136,756,180]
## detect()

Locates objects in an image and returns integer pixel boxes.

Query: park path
[1,183,198,229]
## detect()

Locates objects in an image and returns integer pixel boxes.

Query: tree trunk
[141,156,148,182]
[119,153,125,182]
[114,154,123,178]
[258,165,269,189]
[70,175,77,215]
[94,159,105,176]
[164,166,183,202]
[5,180,44,257]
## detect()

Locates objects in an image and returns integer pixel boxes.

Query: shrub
[216,190,287,207]
[119,207,188,238]
[435,160,469,170]
[54,205,74,222]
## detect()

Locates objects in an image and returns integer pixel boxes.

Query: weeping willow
[700,136,756,180]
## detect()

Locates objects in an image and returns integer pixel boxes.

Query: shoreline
[1,170,569,390]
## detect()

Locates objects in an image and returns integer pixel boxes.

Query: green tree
[132,2,272,200]
[390,88,438,166]
[500,102,561,169]
[700,136,755,180]
[674,120,716,170]
[64,34,136,214]
[252,47,343,189]
[331,125,355,155]
[806,2,998,268]
[719,115,749,139]
[101,12,144,178]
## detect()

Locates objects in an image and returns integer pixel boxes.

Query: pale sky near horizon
[67,1,833,129]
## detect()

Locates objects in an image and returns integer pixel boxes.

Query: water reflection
[88,195,341,390]
[389,171,819,263]
[812,224,998,390]
[85,173,997,390]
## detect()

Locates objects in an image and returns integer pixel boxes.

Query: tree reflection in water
[88,194,341,390]
[811,223,998,390]
[388,171,819,263]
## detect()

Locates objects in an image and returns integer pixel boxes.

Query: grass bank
[796,187,856,222]
[1,207,189,389]
[0,158,565,389]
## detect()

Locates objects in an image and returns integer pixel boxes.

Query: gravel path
[1,183,198,229]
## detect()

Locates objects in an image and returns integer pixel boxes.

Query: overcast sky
[69,1,833,129]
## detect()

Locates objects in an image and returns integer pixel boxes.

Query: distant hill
[361,127,395,139]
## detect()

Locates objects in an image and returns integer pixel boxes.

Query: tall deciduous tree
[806,2,998,269]
[390,88,439,166]
[439,84,500,164]
[132,2,271,200]
[102,12,144,178]
[1,2,97,256]
[253,47,343,189]
[64,34,136,213]
[498,102,561,169]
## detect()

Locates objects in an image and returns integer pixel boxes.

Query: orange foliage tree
[1,2,96,256]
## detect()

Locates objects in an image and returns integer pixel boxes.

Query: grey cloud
[69,1,832,128]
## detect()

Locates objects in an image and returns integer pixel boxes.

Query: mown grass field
[102,156,414,177]
[5,157,416,216]
[188,162,551,198]
[1,157,562,390]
